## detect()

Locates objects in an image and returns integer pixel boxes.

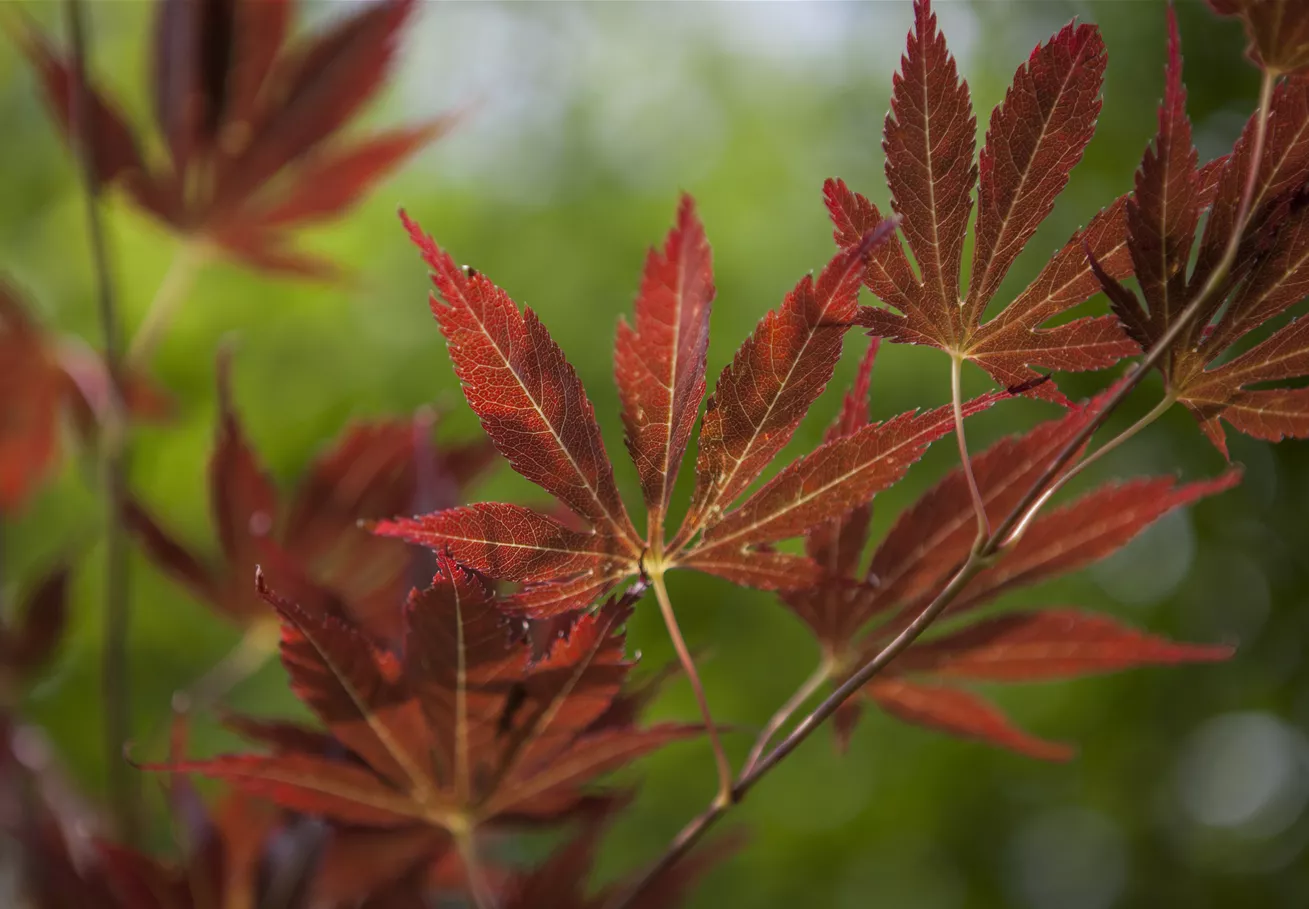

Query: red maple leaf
[125,348,496,646]
[0,279,170,514]
[1089,9,1309,456]
[1209,0,1309,75]
[158,557,695,856]
[833,0,1137,400]
[781,347,1237,759]
[373,194,1007,796]
[378,196,1004,612]
[16,0,448,280]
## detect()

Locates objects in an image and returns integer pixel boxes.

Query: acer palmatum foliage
[379,195,1003,797]
[157,560,696,873]
[782,352,1237,759]
[0,279,169,513]
[1209,0,1309,75]
[127,348,496,644]
[8,1,1309,908]
[17,0,448,281]
[839,7,1135,400]
[1090,8,1309,455]
[380,199,956,609]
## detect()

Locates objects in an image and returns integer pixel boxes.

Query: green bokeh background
[3,2,1309,907]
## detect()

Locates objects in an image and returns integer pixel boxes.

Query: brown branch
[611,67,1282,909]
[63,0,138,843]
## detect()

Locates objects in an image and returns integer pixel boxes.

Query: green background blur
[3,2,1309,907]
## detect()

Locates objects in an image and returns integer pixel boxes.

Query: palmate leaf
[0,279,170,514]
[126,349,495,641]
[836,0,1136,399]
[160,557,695,839]
[17,0,449,279]
[379,197,997,617]
[1089,10,1309,456]
[782,372,1237,759]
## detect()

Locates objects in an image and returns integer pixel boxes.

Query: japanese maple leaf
[160,556,695,855]
[376,195,1002,616]
[833,0,1138,400]
[1209,0,1309,75]
[0,279,170,513]
[1089,10,1309,457]
[125,349,495,645]
[17,0,448,279]
[782,355,1237,759]
[375,194,1007,797]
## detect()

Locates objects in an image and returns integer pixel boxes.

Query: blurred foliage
[2,2,1307,907]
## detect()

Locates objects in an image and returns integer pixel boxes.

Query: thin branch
[1001,392,1176,549]
[950,354,989,541]
[63,0,138,844]
[127,241,208,368]
[614,67,1282,907]
[983,66,1277,562]
[740,656,832,777]
[651,572,734,806]
[170,621,280,716]
[609,555,988,909]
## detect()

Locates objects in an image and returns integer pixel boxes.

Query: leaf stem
[950,354,989,542]
[1001,391,1176,549]
[740,655,832,777]
[650,571,733,807]
[170,620,280,716]
[64,0,138,844]
[453,824,499,909]
[615,66,1281,907]
[608,555,989,909]
[127,240,207,368]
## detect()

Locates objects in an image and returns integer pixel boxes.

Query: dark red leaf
[884,0,976,318]
[677,222,895,544]
[895,609,1233,680]
[402,212,642,553]
[1124,6,1200,337]
[1209,0,1309,74]
[18,24,145,186]
[839,4,1133,398]
[865,678,1074,761]
[20,0,444,280]
[615,194,715,523]
[256,117,458,229]
[161,560,694,836]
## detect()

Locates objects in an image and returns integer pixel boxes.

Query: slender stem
[651,571,733,806]
[610,557,987,909]
[984,69,1276,562]
[64,0,138,844]
[171,621,280,716]
[615,68,1281,907]
[1002,392,1176,549]
[950,354,989,541]
[127,241,207,368]
[453,825,499,909]
[1235,71,1276,244]
[0,520,8,620]
[741,656,832,777]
